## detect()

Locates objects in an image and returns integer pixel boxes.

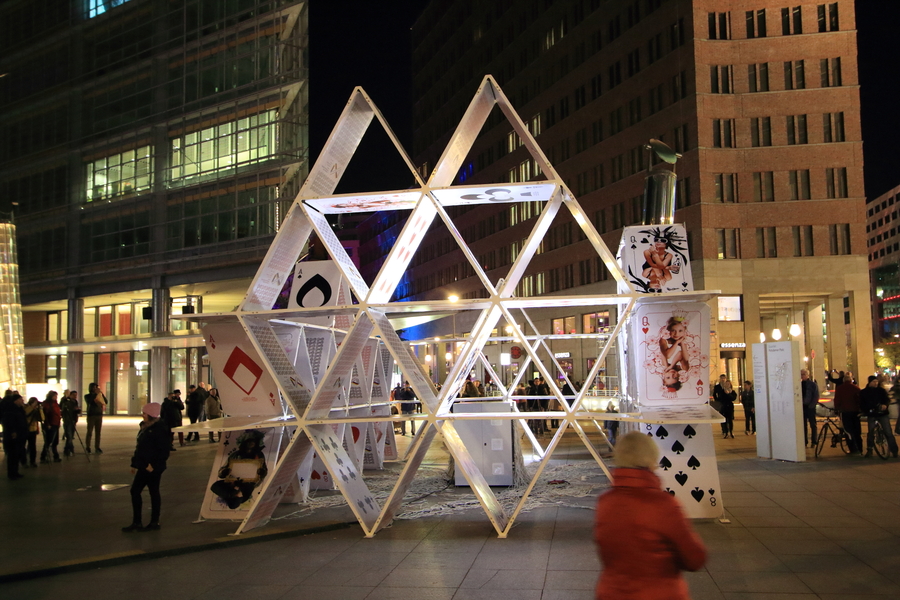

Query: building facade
[0,0,308,412]
[866,184,900,348]
[362,0,873,387]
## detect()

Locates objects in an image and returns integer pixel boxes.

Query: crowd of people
[0,382,223,481]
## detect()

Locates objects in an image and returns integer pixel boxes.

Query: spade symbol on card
[683,425,696,438]
[631,244,637,249]
[671,440,685,454]
[708,488,716,496]
[659,456,672,471]
[655,426,669,440]
[687,455,701,470]
[665,487,676,496]
[640,238,648,244]
[682,282,688,288]
[690,487,705,502]
[674,471,688,486]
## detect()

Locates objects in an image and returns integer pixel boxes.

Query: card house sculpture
[179,75,724,537]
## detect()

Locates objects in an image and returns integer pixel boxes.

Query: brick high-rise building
[0,0,308,411]
[362,0,873,385]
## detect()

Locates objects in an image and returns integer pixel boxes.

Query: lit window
[85,145,153,202]
[717,297,743,321]
[169,110,277,183]
[86,0,133,19]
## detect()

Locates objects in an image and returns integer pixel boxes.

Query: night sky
[310,1,900,201]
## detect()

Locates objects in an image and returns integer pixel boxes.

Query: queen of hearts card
[633,302,710,406]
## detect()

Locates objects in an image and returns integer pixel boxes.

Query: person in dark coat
[740,380,755,435]
[0,392,27,480]
[122,402,171,532]
[833,375,862,454]
[41,391,62,463]
[594,431,706,600]
[719,380,737,438]
[185,385,204,442]
[860,375,898,458]
[161,390,185,449]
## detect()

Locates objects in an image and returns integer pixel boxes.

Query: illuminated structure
[184,77,722,537]
[0,220,26,389]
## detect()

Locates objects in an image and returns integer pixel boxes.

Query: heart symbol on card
[311,470,321,480]
[687,455,701,470]
[683,425,696,438]
[352,426,360,443]
[674,471,688,486]
[642,327,649,334]
[659,456,673,470]
[655,426,669,440]
[690,487,705,502]
[671,440,685,454]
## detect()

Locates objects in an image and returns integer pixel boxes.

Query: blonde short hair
[615,431,659,469]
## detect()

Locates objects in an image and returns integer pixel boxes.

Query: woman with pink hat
[122,402,171,532]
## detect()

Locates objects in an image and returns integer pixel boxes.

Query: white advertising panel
[752,343,772,458]
[632,302,710,406]
[765,341,805,462]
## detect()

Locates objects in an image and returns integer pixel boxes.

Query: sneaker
[142,522,161,531]
[95,448,103,454]
[121,523,142,533]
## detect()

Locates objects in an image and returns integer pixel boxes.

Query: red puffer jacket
[594,468,707,600]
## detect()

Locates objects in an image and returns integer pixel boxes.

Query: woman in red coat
[594,431,707,599]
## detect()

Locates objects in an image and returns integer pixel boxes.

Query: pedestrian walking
[23,397,44,468]
[594,431,706,599]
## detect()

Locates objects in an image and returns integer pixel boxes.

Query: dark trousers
[62,420,76,453]
[840,411,863,453]
[4,435,22,478]
[24,431,38,465]
[42,426,60,459]
[131,468,163,525]
[802,403,817,445]
[85,415,102,450]
[744,408,756,433]
[866,414,899,455]
[187,413,200,440]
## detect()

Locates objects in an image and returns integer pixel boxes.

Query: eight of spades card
[643,422,724,519]
[617,224,694,294]
[633,302,711,406]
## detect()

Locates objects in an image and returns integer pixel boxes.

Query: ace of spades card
[633,302,710,406]
[617,224,693,294]
[287,260,348,327]
[644,422,724,519]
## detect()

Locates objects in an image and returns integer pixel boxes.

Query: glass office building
[0,0,308,412]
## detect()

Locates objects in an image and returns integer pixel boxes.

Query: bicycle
[815,407,851,457]
[866,415,891,460]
